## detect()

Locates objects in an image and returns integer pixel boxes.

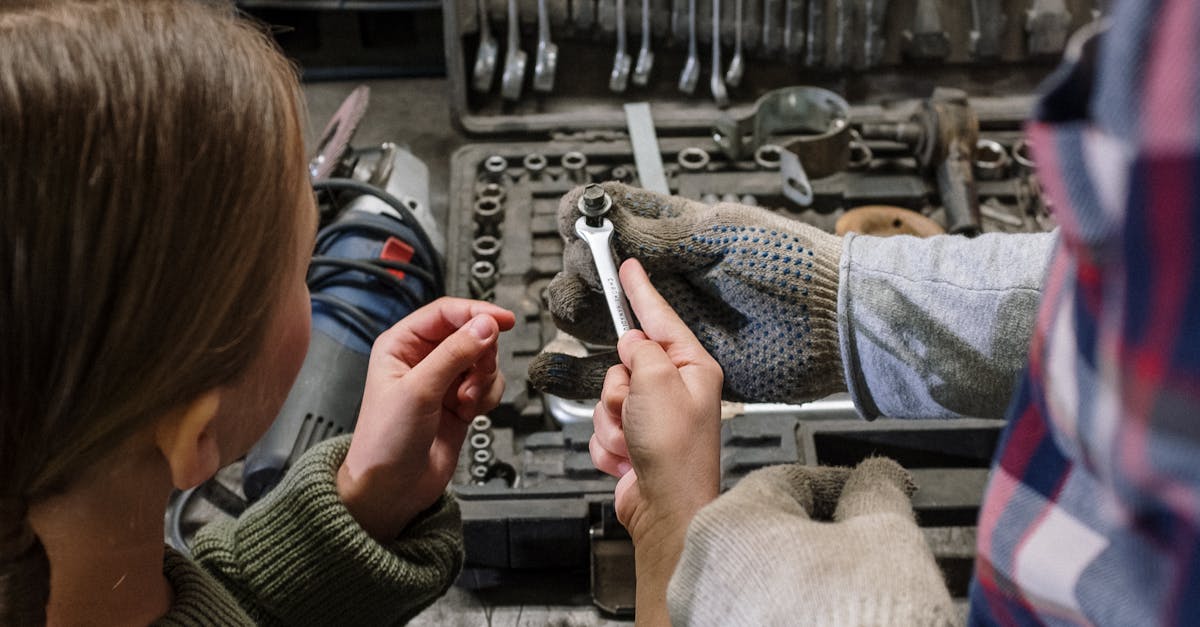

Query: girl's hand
[337,297,515,540]
[589,259,723,625]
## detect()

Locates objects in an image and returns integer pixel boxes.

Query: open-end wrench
[761,0,781,54]
[597,0,617,32]
[969,0,1005,60]
[472,0,499,92]
[534,0,559,92]
[500,0,527,101]
[862,0,891,68]
[710,0,728,106]
[575,186,636,338]
[784,0,806,59]
[679,0,700,94]
[611,0,632,91]
[904,0,950,61]
[633,0,655,85]
[806,0,825,66]
[725,0,744,86]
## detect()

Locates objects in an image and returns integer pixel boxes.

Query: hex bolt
[577,184,614,228]
[562,151,590,183]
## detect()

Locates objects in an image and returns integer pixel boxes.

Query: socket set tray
[440,0,1073,616]
[444,105,1053,613]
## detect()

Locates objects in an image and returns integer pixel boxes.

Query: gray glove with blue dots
[528,182,845,403]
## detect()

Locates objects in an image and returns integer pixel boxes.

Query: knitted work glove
[668,458,959,626]
[528,182,845,403]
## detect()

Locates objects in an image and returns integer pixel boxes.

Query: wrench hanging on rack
[806,0,825,67]
[762,0,782,54]
[969,0,1006,60]
[534,0,559,92]
[784,0,806,59]
[829,0,851,69]
[1026,0,1072,57]
[862,0,891,68]
[679,0,700,94]
[501,0,528,101]
[904,0,951,61]
[710,0,729,106]
[611,0,633,91]
[472,0,498,92]
[725,0,744,86]
[633,0,655,85]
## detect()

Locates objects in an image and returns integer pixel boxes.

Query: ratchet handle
[575,217,636,338]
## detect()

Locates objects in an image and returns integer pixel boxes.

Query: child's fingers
[593,364,631,458]
[590,433,632,479]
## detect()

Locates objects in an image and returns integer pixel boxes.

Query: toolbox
[439,0,1092,616]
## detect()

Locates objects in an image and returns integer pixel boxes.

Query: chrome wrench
[709,0,728,106]
[575,186,635,338]
[611,0,632,91]
[678,0,700,94]
[500,0,527,101]
[534,0,559,92]
[633,0,654,85]
[725,0,744,86]
[472,0,499,92]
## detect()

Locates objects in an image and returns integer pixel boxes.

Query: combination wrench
[761,0,781,54]
[725,0,744,86]
[611,0,632,91]
[500,0,528,101]
[472,0,499,92]
[710,0,728,106]
[678,0,700,94]
[534,0,559,92]
[633,0,655,85]
[784,0,806,59]
[575,185,636,338]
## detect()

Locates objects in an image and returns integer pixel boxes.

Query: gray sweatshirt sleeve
[837,230,1057,420]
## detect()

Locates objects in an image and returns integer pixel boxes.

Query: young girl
[0,2,513,624]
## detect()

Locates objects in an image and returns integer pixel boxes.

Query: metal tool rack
[442,0,1093,616]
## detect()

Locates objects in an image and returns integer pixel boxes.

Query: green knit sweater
[152,435,463,626]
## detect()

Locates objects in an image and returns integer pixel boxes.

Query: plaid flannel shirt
[970,2,1200,624]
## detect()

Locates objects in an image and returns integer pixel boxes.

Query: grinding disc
[835,206,946,237]
[308,85,370,181]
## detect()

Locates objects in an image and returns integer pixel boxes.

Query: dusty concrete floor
[302,78,627,625]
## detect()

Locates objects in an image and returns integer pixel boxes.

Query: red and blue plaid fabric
[970,2,1200,624]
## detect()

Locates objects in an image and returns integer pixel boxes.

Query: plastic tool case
[443,0,1091,615]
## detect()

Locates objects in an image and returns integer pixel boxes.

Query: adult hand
[336,297,515,541]
[590,259,723,625]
